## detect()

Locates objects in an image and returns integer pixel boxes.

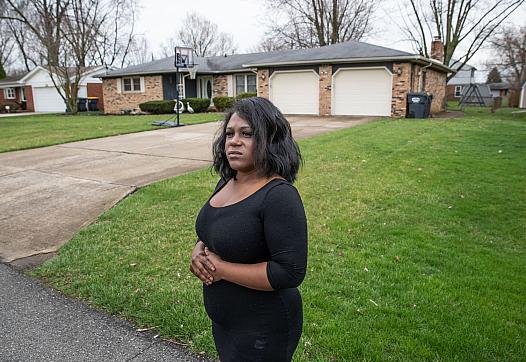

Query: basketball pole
[175,64,180,127]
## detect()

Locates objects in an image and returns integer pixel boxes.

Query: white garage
[269,71,319,115]
[332,67,392,116]
[32,86,66,112]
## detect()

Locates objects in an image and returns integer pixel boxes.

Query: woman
[190,97,308,361]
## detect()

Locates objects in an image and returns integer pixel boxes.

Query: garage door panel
[33,87,66,112]
[333,68,392,116]
[270,72,319,115]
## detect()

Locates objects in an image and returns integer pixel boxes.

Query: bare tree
[5,17,39,71]
[176,12,237,57]
[488,25,526,89]
[123,35,152,66]
[250,36,295,53]
[214,33,237,56]
[159,37,178,58]
[89,0,137,68]
[399,0,525,79]
[0,20,16,72]
[1,0,137,112]
[264,0,377,49]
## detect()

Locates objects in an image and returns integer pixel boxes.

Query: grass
[0,112,222,153]
[32,107,526,361]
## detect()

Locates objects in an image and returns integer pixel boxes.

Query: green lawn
[0,112,222,153]
[33,107,526,361]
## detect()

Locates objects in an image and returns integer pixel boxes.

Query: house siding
[0,88,20,110]
[24,86,35,112]
[87,83,104,111]
[213,75,228,97]
[102,75,163,114]
[319,65,332,116]
[391,63,412,117]
[0,86,33,112]
[257,69,269,98]
[422,67,447,114]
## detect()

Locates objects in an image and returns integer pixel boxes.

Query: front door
[198,76,213,99]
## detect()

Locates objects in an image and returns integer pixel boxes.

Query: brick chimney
[430,36,444,63]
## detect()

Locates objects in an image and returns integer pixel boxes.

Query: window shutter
[117,78,122,93]
[140,77,145,92]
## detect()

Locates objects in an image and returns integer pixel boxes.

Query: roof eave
[242,55,454,73]
[98,67,257,78]
[0,81,24,88]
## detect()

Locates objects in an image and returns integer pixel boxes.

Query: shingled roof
[98,40,451,78]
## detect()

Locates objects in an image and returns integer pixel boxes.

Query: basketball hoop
[188,66,197,80]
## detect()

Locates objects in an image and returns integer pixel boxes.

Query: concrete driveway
[0,116,374,267]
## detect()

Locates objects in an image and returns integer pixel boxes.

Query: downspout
[419,60,433,93]
[250,69,258,96]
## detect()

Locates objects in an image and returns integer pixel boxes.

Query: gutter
[98,67,257,79]
[242,55,454,73]
[0,81,24,88]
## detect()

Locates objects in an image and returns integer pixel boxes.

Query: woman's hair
[212,97,302,183]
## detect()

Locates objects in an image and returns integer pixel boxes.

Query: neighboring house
[0,72,32,112]
[99,40,453,117]
[0,65,105,112]
[487,82,511,98]
[446,62,477,101]
[520,82,526,108]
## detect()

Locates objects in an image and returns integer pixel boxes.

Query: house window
[122,77,142,92]
[4,88,16,99]
[235,74,257,95]
[454,85,462,97]
[21,87,26,101]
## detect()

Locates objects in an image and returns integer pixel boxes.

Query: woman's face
[225,113,256,173]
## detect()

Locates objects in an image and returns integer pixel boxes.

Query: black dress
[195,178,308,362]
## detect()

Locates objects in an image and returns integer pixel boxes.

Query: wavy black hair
[212,97,302,183]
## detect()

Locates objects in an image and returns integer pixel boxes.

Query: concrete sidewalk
[0,263,209,361]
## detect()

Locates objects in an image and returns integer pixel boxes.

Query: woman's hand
[190,240,216,285]
[204,247,224,282]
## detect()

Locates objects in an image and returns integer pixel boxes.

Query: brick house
[99,40,452,117]
[0,66,105,113]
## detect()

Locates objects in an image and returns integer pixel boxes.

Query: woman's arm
[204,248,273,291]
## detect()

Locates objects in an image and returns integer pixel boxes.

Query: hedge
[1,103,20,112]
[212,96,236,112]
[236,92,257,100]
[180,98,210,113]
[138,100,175,114]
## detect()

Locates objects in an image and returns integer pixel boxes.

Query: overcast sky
[136,0,526,79]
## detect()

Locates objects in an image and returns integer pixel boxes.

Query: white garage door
[270,71,319,115]
[333,68,392,116]
[33,86,66,112]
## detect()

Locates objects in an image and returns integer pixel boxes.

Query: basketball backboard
[175,47,194,68]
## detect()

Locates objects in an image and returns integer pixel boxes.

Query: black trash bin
[87,97,99,111]
[407,92,433,118]
[77,97,87,112]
